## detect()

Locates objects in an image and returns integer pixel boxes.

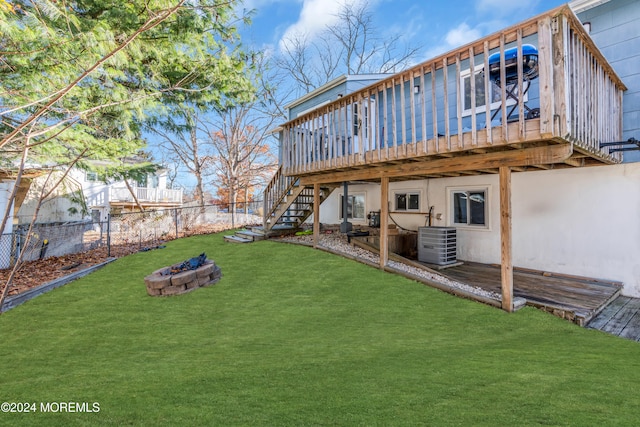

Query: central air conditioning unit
[418,227,457,266]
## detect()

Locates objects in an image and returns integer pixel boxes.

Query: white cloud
[277,0,368,51]
[422,22,482,60]
[444,23,482,47]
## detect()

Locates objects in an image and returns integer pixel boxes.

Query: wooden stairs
[224,228,268,244]
[262,166,337,234]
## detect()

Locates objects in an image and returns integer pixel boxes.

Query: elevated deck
[275,5,625,186]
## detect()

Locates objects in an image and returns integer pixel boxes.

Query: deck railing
[263,165,296,221]
[279,5,626,177]
[561,11,625,156]
[110,186,183,204]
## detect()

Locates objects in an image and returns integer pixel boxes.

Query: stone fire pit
[144,253,222,296]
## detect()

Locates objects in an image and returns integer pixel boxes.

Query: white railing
[110,186,183,204]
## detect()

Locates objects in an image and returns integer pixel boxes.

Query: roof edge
[285,74,390,110]
[569,0,611,14]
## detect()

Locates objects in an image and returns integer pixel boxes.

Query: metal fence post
[107,213,111,258]
[174,208,179,239]
[231,202,235,229]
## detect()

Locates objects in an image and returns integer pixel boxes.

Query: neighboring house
[0,168,46,268]
[0,162,182,268]
[15,161,183,224]
[264,0,640,306]
[80,164,182,223]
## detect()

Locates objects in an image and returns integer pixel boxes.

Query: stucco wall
[312,162,640,297]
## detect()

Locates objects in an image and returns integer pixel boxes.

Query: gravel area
[277,233,501,301]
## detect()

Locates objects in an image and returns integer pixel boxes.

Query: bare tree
[148,53,283,221]
[148,109,212,211]
[276,2,422,94]
[328,3,421,74]
[206,106,278,216]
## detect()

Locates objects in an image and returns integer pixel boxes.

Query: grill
[487,44,540,121]
[488,44,539,85]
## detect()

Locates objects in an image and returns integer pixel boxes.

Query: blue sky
[239,0,568,62]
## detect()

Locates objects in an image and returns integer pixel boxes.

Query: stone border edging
[1,258,117,313]
[274,238,527,311]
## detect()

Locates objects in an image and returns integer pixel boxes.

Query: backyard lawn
[1,232,639,426]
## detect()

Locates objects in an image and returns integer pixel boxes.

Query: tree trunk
[124,179,145,213]
[191,125,206,215]
[229,178,236,228]
[195,173,206,214]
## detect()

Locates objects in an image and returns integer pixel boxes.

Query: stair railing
[263,166,297,229]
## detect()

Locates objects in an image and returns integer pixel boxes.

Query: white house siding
[312,162,640,297]
[0,180,16,269]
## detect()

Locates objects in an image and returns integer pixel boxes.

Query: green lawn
[1,232,639,426]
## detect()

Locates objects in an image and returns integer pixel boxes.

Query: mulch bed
[0,223,258,298]
[0,244,142,296]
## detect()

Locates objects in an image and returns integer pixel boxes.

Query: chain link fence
[0,202,263,269]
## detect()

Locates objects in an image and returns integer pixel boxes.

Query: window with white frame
[450,188,488,227]
[339,193,366,220]
[394,191,420,212]
[460,65,526,117]
[352,100,374,137]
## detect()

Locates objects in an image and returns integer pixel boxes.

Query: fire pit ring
[144,254,222,296]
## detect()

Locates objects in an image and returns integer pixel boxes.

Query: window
[394,192,420,211]
[136,175,148,187]
[339,193,365,220]
[450,188,487,227]
[460,65,525,117]
[86,171,98,182]
[149,174,159,189]
[352,99,374,138]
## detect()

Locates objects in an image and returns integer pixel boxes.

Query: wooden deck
[587,296,640,341]
[277,5,625,180]
[437,262,622,326]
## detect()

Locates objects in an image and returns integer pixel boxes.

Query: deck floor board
[588,297,640,341]
[437,261,621,324]
[587,296,631,330]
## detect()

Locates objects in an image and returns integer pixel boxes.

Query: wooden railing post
[538,15,555,138]
[551,14,570,139]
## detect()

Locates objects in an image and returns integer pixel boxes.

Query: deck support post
[340,181,352,233]
[313,183,320,248]
[380,176,389,269]
[500,166,514,312]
